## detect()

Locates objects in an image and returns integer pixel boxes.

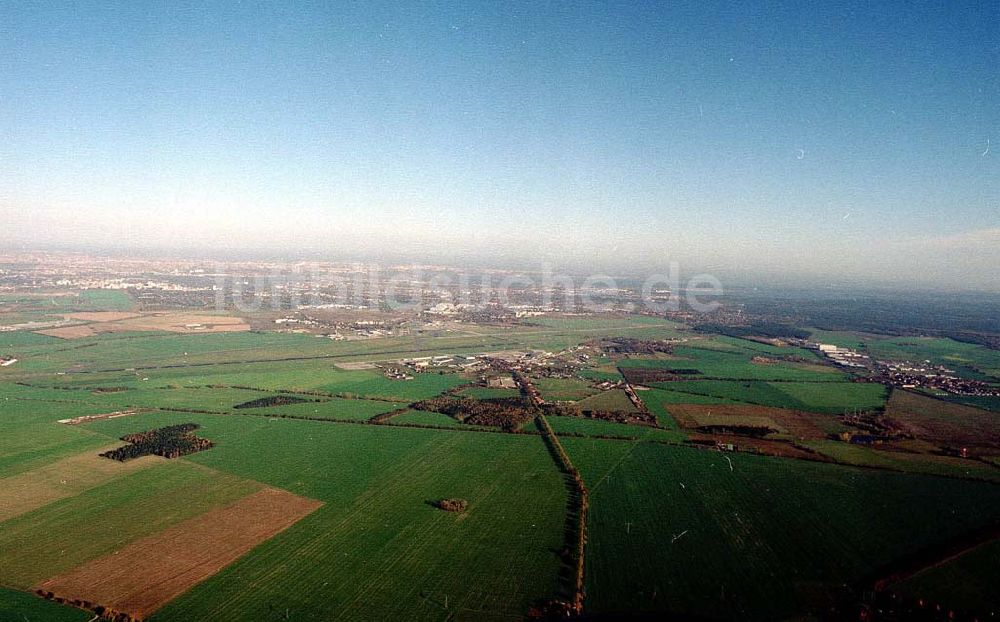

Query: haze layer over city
[2,2,998,288]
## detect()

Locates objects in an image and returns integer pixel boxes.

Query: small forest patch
[435,498,469,513]
[233,395,314,409]
[620,367,701,384]
[412,397,536,431]
[100,423,214,461]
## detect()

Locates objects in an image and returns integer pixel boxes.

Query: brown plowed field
[35,487,323,619]
[886,389,1000,450]
[668,403,840,439]
[686,433,832,461]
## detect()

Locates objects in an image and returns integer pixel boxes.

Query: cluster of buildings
[809,343,999,397]
[395,348,576,380]
[380,367,414,381]
[869,363,999,396]
[399,354,484,372]
[811,343,871,368]
[422,302,552,324]
[273,314,404,341]
[56,279,202,291]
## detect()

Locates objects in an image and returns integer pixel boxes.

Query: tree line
[233,395,315,409]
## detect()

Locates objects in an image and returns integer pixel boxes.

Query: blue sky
[1,1,998,287]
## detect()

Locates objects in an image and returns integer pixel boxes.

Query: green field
[545,415,684,442]
[0,587,90,622]
[619,345,843,381]
[562,438,1000,619]
[0,289,133,313]
[388,409,464,427]
[322,372,468,401]
[87,385,281,411]
[0,385,134,478]
[79,289,136,311]
[653,379,888,414]
[806,328,882,349]
[525,315,682,332]
[247,397,403,421]
[4,382,404,422]
[635,386,743,429]
[0,330,62,348]
[577,367,622,382]
[639,385,739,405]
[532,376,599,401]
[456,386,521,400]
[575,389,638,413]
[946,394,1000,412]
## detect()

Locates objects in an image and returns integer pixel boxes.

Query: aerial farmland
[1,280,999,622]
[5,2,1000,619]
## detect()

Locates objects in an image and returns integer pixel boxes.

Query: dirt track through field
[35,487,323,619]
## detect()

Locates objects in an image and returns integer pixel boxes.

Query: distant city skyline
[1,1,997,289]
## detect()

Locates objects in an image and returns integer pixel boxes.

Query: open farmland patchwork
[5,2,1000,616]
[0,462,261,589]
[36,488,322,620]
[81,417,570,622]
[0,384,165,478]
[1,314,999,620]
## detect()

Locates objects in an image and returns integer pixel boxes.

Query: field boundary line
[535,414,588,614]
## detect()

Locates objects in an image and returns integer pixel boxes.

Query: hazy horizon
[2,2,998,289]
